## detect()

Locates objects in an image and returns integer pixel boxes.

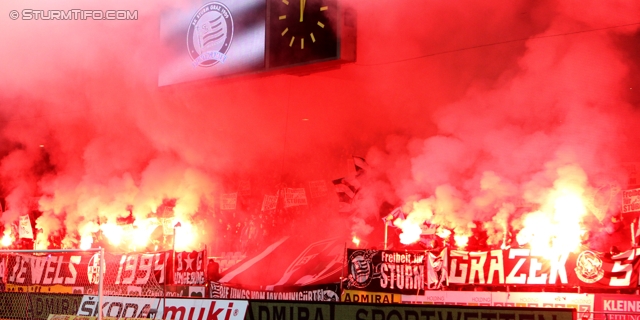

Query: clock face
[268,0,339,68]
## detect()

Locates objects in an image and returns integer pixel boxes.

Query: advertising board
[594,293,640,320]
[0,292,82,320]
[402,291,592,319]
[402,290,492,306]
[246,301,332,320]
[76,295,248,320]
[335,303,576,320]
[492,292,593,312]
[342,290,401,304]
[245,301,576,320]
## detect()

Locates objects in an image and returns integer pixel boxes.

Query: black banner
[210,281,339,301]
[345,249,426,295]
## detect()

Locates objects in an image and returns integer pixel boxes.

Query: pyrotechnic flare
[1,231,12,247]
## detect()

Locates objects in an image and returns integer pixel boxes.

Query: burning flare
[352,234,360,247]
[80,235,93,250]
[397,220,421,245]
[454,234,469,248]
[516,165,591,255]
[173,220,198,251]
[1,231,13,247]
[517,189,587,255]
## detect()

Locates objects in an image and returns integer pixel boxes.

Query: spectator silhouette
[207,258,220,282]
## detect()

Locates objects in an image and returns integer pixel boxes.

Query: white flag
[426,248,448,290]
[19,215,33,239]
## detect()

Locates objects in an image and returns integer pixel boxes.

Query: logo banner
[158,0,266,86]
[345,249,426,295]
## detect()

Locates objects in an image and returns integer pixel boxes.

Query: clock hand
[300,0,305,22]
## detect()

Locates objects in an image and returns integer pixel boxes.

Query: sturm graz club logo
[87,253,105,285]
[574,250,604,283]
[322,289,339,301]
[347,250,376,289]
[187,2,234,67]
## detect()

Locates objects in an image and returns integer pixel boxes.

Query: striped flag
[353,156,370,177]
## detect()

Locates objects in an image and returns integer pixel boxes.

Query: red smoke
[0,0,639,254]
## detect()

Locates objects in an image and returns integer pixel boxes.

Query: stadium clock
[268,0,339,68]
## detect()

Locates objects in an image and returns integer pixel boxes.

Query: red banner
[441,248,640,289]
[0,251,169,289]
[172,250,206,285]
